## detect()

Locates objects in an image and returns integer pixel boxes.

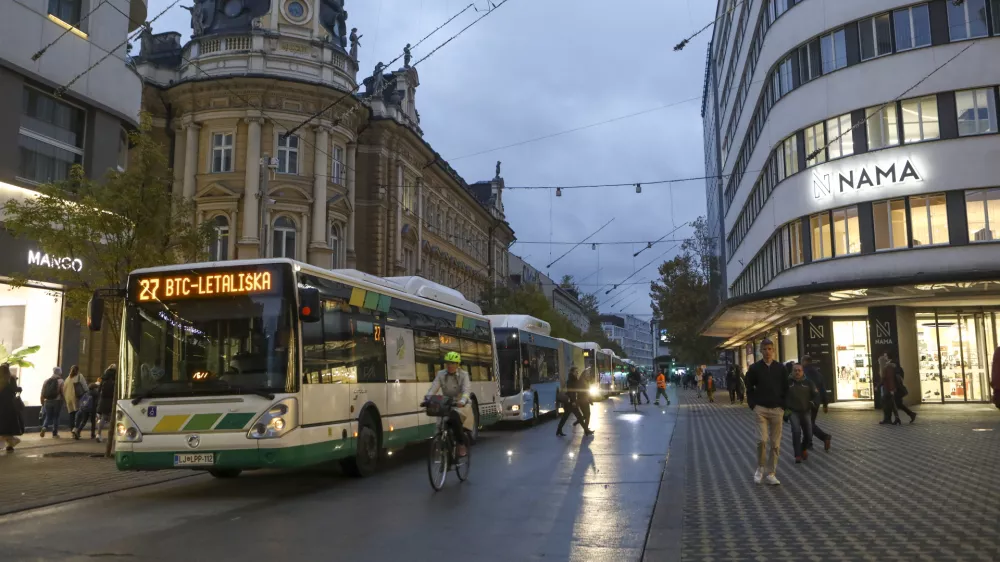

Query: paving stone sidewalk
[647,390,1000,562]
[0,432,197,515]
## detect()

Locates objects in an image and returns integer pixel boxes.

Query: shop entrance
[833,320,872,401]
[916,311,995,403]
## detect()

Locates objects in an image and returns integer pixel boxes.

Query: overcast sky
[147,0,716,319]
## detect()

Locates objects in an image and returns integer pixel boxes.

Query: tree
[649,217,721,365]
[3,113,213,456]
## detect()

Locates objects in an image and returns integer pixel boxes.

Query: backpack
[78,392,94,412]
[41,377,61,400]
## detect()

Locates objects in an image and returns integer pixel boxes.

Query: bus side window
[477,340,494,381]
[414,330,439,383]
[302,304,325,384]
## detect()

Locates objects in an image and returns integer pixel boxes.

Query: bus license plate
[174,453,215,466]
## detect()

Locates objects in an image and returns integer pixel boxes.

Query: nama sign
[812,159,921,200]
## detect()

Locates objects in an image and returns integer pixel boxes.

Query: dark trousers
[789,410,812,458]
[883,392,915,422]
[638,385,650,403]
[558,403,589,433]
[806,404,831,448]
[41,401,61,435]
[655,388,669,403]
[578,401,591,427]
[75,410,97,437]
[446,410,468,447]
[729,387,737,403]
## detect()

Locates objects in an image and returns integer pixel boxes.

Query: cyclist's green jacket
[427,369,471,403]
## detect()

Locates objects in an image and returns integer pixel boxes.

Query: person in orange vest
[655,371,670,406]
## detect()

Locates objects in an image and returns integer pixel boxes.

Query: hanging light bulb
[635,183,642,194]
[556,188,562,197]
[592,243,597,250]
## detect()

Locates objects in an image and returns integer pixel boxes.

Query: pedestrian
[706,371,716,402]
[654,371,670,406]
[95,364,116,443]
[557,367,594,437]
[637,371,651,404]
[879,360,902,425]
[735,364,746,404]
[786,363,818,464]
[573,368,593,429]
[695,366,704,398]
[726,364,739,404]
[0,363,25,452]
[64,365,87,438]
[74,382,99,439]
[801,355,832,451]
[745,338,787,485]
[885,356,917,424]
[39,366,64,438]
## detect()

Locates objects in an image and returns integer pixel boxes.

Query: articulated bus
[489,315,580,423]
[579,342,614,396]
[88,259,502,478]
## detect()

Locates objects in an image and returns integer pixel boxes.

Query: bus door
[383,325,417,447]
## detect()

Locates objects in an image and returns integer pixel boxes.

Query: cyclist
[626,367,643,406]
[425,352,471,458]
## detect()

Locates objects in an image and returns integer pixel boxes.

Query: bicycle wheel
[427,433,449,491]
[455,441,471,482]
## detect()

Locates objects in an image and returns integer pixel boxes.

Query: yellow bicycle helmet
[444,351,462,364]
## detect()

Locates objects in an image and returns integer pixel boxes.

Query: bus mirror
[87,293,104,332]
[299,287,321,323]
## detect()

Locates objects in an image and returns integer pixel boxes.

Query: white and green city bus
[87,259,501,478]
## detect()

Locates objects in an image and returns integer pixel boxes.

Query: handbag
[13,392,25,413]
[74,380,87,399]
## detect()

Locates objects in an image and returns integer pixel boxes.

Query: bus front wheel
[529,396,540,426]
[343,415,380,478]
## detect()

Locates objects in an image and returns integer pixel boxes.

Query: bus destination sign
[135,270,276,302]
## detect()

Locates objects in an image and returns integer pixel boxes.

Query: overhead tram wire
[31,0,110,60]
[446,96,702,162]
[546,218,614,269]
[284,0,508,139]
[631,224,689,259]
[603,240,683,295]
[806,39,979,162]
[673,0,746,51]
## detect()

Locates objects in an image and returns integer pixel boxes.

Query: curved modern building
[701,0,1000,405]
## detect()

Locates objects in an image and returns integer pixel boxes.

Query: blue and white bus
[579,342,615,396]
[490,315,571,423]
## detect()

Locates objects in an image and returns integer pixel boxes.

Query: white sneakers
[753,468,781,485]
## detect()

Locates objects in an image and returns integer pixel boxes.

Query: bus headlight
[510,404,520,412]
[589,384,600,397]
[248,398,298,439]
[114,407,143,443]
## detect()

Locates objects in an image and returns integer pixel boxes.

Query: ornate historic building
[135,0,513,303]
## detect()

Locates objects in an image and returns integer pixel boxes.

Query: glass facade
[0,283,65,407]
[916,310,996,403]
[833,320,872,401]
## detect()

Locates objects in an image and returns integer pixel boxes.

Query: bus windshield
[121,266,297,399]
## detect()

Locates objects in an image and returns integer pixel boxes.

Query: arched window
[208,215,229,261]
[272,216,297,259]
[329,223,342,269]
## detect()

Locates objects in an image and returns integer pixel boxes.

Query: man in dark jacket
[96,365,116,444]
[787,364,818,464]
[745,338,786,485]
[726,364,739,404]
[801,355,832,451]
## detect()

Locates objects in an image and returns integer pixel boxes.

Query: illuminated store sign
[27,250,83,272]
[813,159,921,200]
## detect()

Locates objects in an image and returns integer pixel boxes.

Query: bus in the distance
[490,315,572,423]
[579,342,614,396]
[86,259,501,479]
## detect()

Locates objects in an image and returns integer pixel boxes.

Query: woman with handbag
[64,365,87,439]
[0,363,25,452]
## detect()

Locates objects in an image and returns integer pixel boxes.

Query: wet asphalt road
[0,391,677,562]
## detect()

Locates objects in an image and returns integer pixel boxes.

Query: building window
[948,0,988,41]
[874,199,908,250]
[956,88,997,136]
[272,216,297,259]
[820,29,847,74]
[403,248,415,275]
[901,95,939,143]
[866,105,900,149]
[768,0,790,24]
[893,4,931,51]
[910,194,949,247]
[782,220,803,267]
[832,206,861,256]
[403,182,415,212]
[329,223,341,268]
[18,87,85,185]
[859,14,892,61]
[965,189,1000,242]
[211,132,234,173]
[994,0,1000,35]
[777,56,794,97]
[48,0,82,27]
[810,212,833,260]
[804,122,826,167]
[781,135,798,178]
[332,146,344,185]
[117,128,128,172]
[826,113,854,159]
[798,40,821,84]
[208,215,229,261]
[276,133,299,174]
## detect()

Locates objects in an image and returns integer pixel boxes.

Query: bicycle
[421,396,471,491]
[629,385,640,413]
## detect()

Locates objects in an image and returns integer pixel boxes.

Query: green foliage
[1,113,214,328]
[0,343,40,369]
[650,216,721,365]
